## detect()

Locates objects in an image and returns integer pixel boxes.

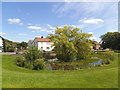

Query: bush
[33,59,45,70]
[16,46,45,70]
[105,59,110,64]
[43,52,56,59]
[77,42,91,59]
[101,59,110,65]
[115,50,120,53]
[7,46,14,52]
[102,51,114,59]
[16,57,24,67]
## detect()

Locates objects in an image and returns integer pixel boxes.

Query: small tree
[48,25,92,62]
[22,46,45,70]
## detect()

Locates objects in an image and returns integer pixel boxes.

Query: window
[46,47,50,49]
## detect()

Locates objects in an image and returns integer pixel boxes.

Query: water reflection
[46,58,103,70]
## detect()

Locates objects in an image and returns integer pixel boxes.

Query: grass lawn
[2,54,119,88]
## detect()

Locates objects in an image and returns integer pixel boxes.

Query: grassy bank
[2,54,118,88]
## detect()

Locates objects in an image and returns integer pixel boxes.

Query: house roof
[0,36,4,40]
[35,37,51,42]
[29,40,34,43]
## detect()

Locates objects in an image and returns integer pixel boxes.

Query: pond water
[46,58,103,70]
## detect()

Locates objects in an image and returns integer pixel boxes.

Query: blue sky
[1,2,118,42]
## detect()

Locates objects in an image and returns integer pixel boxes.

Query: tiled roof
[29,40,34,43]
[35,37,51,42]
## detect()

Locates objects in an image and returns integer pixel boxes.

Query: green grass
[2,54,119,88]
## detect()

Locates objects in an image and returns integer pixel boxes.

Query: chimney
[41,36,43,38]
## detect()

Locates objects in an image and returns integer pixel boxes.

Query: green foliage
[48,25,92,62]
[7,45,14,52]
[16,57,24,67]
[16,46,45,70]
[100,32,120,50]
[17,41,28,50]
[43,52,56,59]
[23,46,43,63]
[101,59,110,65]
[33,59,45,70]
[75,41,91,59]
[102,51,114,59]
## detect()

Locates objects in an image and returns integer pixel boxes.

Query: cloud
[79,18,104,24]
[47,24,55,30]
[32,31,35,32]
[27,26,42,30]
[19,23,24,25]
[64,0,71,2]
[28,23,32,25]
[88,32,93,34]
[90,35,96,40]
[108,29,118,32]
[40,28,47,32]
[47,30,55,34]
[47,24,51,27]
[8,18,24,26]
[35,24,40,26]
[52,2,112,19]
[0,32,7,35]
[8,18,21,24]
[31,28,47,33]
[18,33,28,36]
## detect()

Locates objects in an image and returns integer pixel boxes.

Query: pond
[46,57,103,70]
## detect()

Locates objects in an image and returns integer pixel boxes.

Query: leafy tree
[20,41,28,49]
[23,46,43,65]
[7,45,14,52]
[100,32,120,50]
[16,46,45,70]
[17,43,21,49]
[48,25,92,62]
[17,41,28,50]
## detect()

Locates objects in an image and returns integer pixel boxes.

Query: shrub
[102,51,114,59]
[115,50,120,53]
[24,61,34,69]
[16,57,24,67]
[105,59,110,64]
[33,59,45,70]
[43,52,56,59]
[16,46,45,70]
[7,46,14,52]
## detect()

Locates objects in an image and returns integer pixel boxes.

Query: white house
[0,36,5,52]
[28,36,54,51]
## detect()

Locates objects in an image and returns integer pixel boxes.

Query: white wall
[28,41,32,47]
[28,38,54,51]
[38,42,53,51]
[0,37,3,52]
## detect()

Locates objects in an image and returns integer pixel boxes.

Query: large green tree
[100,32,120,50]
[48,26,92,62]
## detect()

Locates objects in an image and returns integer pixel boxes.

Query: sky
[1,1,118,42]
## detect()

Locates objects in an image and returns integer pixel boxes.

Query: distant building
[93,42,101,50]
[0,36,5,52]
[28,40,34,47]
[28,36,54,51]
